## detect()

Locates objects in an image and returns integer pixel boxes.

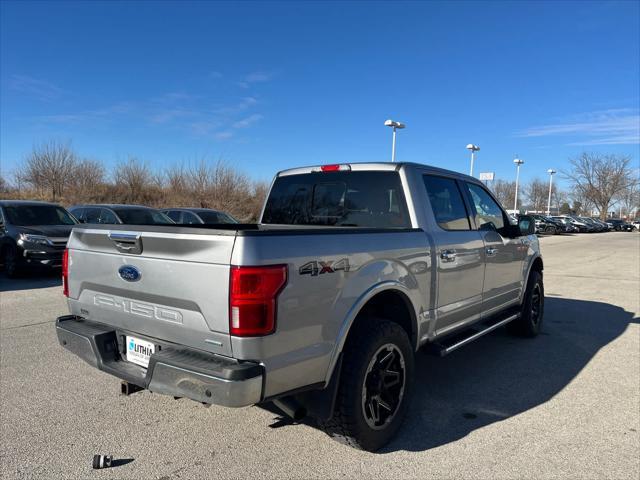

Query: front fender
[520,251,543,302]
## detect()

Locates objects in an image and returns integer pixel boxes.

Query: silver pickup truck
[56,162,542,451]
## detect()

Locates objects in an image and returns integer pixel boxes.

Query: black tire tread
[510,270,544,337]
[318,319,412,451]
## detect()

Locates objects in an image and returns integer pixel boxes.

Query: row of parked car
[1,199,638,277]
[526,213,638,235]
[0,200,238,277]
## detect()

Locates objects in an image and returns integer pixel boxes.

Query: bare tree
[68,159,106,202]
[562,152,636,220]
[7,142,272,220]
[18,140,77,200]
[614,178,640,219]
[113,157,154,204]
[525,178,552,212]
[490,180,516,210]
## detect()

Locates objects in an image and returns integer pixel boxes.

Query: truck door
[462,182,526,316]
[422,175,485,335]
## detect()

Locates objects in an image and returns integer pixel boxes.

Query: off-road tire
[318,318,414,451]
[510,270,544,337]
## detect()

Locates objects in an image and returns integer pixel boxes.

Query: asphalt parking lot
[1,232,638,479]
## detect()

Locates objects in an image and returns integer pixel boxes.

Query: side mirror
[518,215,536,236]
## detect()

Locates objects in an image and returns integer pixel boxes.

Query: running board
[432,313,520,357]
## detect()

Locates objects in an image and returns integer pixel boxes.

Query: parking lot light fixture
[513,156,524,212]
[466,144,480,176]
[385,119,406,163]
[547,169,556,215]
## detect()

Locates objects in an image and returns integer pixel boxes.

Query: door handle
[440,250,457,262]
[486,247,498,256]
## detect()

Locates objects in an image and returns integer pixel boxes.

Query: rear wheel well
[348,290,417,350]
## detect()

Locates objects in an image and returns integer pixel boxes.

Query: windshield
[262,171,411,228]
[4,205,77,226]
[196,211,238,224]
[113,208,174,225]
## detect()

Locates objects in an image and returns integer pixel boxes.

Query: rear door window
[84,208,102,224]
[181,212,201,224]
[100,209,118,224]
[70,208,85,222]
[166,210,182,223]
[422,175,470,231]
[262,171,411,228]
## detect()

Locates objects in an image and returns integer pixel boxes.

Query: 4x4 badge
[299,258,350,277]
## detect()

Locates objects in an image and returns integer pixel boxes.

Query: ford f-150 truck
[56,162,542,451]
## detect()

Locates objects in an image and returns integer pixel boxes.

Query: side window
[70,208,85,222]
[166,211,182,223]
[182,212,200,224]
[84,208,102,224]
[465,183,506,232]
[422,175,470,231]
[100,209,118,224]
[0,207,5,224]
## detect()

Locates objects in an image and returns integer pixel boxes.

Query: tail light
[229,265,287,336]
[62,248,69,297]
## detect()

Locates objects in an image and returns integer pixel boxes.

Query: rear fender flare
[323,281,419,385]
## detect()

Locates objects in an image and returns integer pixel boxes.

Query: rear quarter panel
[231,230,431,398]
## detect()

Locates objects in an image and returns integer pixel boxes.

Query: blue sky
[1,0,639,188]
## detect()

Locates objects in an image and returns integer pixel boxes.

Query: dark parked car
[542,215,570,233]
[577,217,602,232]
[68,204,174,225]
[550,216,578,233]
[531,214,559,234]
[0,200,77,277]
[607,218,635,232]
[590,218,611,231]
[161,208,238,225]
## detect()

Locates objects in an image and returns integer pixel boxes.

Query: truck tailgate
[66,226,236,357]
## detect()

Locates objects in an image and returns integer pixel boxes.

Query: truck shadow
[382,296,637,453]
[0,271,62,292]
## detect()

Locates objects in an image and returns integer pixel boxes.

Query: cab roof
[277,161,479,183]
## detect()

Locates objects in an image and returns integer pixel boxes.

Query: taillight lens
[229,265,287,336]
[62,248,69,297]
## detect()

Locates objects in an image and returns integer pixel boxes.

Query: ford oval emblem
[118,265,141,282]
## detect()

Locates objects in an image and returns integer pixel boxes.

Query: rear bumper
[56,315,263,407]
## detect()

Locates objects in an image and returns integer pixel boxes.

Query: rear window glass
[262,171,411,228]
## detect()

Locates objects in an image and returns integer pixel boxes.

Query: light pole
[546,169,556,215]
[466,144,480,176]
[384,119,405,162]
[513,156,524,212]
